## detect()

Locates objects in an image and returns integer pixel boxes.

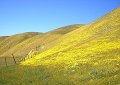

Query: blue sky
[0,0,120,36]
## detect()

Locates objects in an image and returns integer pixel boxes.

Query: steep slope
[0,32,40,56]
[21,7,120,84]
[1,24,83,59]
[0,7,120,85]
[23,7,120,65]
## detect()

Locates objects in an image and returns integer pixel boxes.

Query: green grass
[0,7,120,85]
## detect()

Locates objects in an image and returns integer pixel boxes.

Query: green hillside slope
[0,7,120,85]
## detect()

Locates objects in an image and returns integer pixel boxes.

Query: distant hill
[0,24,83,60]
[0,32,40,56]
[46,24,83,34]
[0,36,9,44]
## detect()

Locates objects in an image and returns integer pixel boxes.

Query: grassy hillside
[0,7,120,85]
[0,36,8,44]
[46,24,83,34]
[0,24,83,65]
[0,32,40,56]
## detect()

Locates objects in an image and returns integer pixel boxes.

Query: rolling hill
[0,7,120,85]
[0,24,83,64]
[0,36,9,44]
[0,32,40,56]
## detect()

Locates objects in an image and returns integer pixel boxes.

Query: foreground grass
[0,57,120,85]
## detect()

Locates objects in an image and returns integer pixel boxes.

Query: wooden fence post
[5,57,7,67]
[12,54,16,64]
[35,47,37,51]
[23,57,25,61]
